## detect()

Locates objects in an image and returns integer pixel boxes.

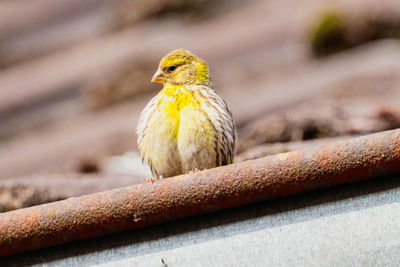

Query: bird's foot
[144,175,163,183]
[185,168,200,175]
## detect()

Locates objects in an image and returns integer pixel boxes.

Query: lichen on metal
[1,129,400,256]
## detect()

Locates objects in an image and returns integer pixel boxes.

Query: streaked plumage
[137,49,236,178]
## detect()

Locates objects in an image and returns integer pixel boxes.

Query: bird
[137,49,237,178]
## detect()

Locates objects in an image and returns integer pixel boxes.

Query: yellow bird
[137,49,237,178]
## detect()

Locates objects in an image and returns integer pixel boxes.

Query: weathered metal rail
[1,129,400,256]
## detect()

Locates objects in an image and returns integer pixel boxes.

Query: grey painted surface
[100,203,400,267]
[3,174,400,266]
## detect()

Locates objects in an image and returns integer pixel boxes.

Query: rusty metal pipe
[1,129,400,256]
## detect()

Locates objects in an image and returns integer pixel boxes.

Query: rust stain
[1,129,400,256]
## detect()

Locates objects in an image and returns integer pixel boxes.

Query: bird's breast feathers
[137,84,236,176]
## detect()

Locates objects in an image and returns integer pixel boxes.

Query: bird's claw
[144,175,163,183]
[185,168,200,175]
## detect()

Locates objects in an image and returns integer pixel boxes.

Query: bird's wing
[136,93,162,171]
[196,86,237,165]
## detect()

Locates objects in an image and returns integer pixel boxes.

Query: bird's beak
[151,68,166,83]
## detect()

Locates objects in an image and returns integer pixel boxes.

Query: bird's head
[151,49,210,86]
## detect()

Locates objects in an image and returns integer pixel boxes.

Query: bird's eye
[166,65,177,72]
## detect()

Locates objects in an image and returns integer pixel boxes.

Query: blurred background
[1,0,400,212]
